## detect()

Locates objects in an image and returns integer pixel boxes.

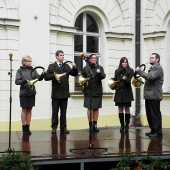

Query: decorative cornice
[0,18,20,21]
[50,23,79,34]
[143,31,166,39]
[0,18,20,27]
[105,32,134,39]
[50,23,78,29]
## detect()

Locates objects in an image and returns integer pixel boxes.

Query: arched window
[74,12,100,91]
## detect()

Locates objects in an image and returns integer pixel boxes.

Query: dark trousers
[145,99,162,135]
[52,98,68,130]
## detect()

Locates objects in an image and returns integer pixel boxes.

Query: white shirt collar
[57,62,62,66]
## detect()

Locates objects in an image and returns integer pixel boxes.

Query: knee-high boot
[119,113,124,132]
[125,114,130,132]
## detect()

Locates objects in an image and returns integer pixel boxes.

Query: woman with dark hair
[81,54,106,132]
[114,57,134,132]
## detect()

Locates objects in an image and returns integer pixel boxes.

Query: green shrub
[110,153,139,170]
[109,153,170,170]
[0,149,42,170]
[140,155,170,170]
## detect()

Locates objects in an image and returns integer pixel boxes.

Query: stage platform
[1,128,170,170]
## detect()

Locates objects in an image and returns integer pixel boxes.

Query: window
[74,12,100,91]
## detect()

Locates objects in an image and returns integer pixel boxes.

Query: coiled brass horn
[54,72,66,84]
[54,60,74,83]
[131,63,148,88]
[108,68,128,90]
[108,78,119,90]
[131,77,145,88]
[78,75,90,87]
[27,79,38,90]
[27,66,45,90]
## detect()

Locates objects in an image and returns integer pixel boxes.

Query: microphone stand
[69,56,107,156]
[0,54,30,154]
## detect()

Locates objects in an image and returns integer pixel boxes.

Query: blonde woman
[15,55,46,135]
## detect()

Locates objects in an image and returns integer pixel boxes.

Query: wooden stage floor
[0,128,170,167]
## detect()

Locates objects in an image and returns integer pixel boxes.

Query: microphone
[9,53,13,57]
[80,53,87,58]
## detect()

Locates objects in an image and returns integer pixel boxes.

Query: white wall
[4,0,170,128]
[48,0,135,119]
[140,0,170,117]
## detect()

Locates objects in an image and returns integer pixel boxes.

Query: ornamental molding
[49,0,133,33]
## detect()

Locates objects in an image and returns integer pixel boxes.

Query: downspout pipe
[134,0,142,126]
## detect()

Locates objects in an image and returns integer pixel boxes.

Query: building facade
[0,0,170,131]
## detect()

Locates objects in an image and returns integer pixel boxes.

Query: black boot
[89,122,93,132]
[125,114,130,132]
[93,121,99,132]
[119,113,124,132]
[26,124,31,135]
[22,125,27,135]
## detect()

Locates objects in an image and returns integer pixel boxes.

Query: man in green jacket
[135,53,164,137]
[45,50,78,134]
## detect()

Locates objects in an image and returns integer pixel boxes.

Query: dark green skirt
[20,95,35,107]
[84,96,102,109]
[115,101,131,107]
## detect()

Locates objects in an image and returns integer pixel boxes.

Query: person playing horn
[44,50,78,134]
[114,57,134,132]
[15,55,46,135]
[135,53,164,137]
[81,54,106,132]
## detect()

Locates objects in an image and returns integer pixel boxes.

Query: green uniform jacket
[44,61,78,99]
[15,65,41,96]
[114,68,134,103]
[137,63,164,100]
[81,63,106,97]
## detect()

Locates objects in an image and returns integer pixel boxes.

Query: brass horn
[78,75,90,86]
[27,79,38,90]
[28,66,45,89]
[108,68,128,90]
[54,60,74,83]
[108,78,119,90]
[131,77,145,88]
[54,72,66,83]
[131,63,149,88]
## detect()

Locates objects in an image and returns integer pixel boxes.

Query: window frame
[74,12,101,91]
